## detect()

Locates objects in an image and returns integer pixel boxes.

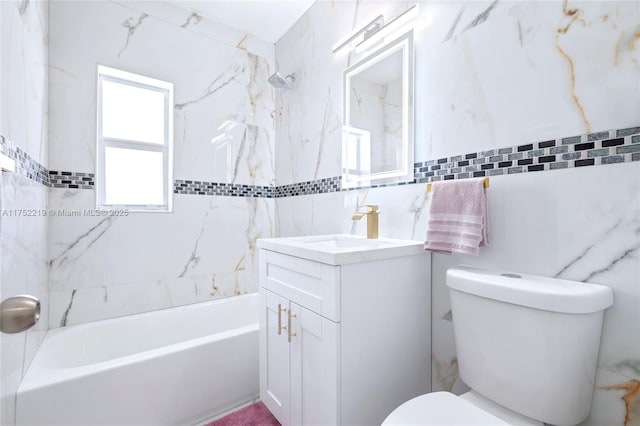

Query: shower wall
[274,1,640,425]
[0,1,49,424]
[47,0,275,327]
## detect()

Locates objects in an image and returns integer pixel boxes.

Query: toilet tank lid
[446,266,614,314]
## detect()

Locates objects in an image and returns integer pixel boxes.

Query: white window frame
[96,65,174,212]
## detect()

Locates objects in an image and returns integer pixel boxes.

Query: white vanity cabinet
[262,289,339,425]
[258,235,431,426]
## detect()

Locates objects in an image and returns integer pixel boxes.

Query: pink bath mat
[206,401,280,426]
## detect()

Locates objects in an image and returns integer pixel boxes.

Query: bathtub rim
[19,294,259,393]
[42,292,259,368]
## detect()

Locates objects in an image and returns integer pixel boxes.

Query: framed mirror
[342,30,414,189]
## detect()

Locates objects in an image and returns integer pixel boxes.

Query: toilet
[383,266,614,426]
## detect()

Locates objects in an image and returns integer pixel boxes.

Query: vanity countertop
[257,234,425,265]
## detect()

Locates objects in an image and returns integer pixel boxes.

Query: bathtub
[16,293,259,426]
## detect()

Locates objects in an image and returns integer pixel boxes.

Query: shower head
[268,72,296,92]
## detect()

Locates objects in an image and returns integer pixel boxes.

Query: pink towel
[424,178,489,255]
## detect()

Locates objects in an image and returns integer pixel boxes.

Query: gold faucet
[352,205,379,239]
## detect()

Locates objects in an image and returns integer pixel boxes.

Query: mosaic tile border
[412,126,640,183]
[49,174,343,198]
[275,176,341,197]
[174,180,273,198]
[0,135,50,186]
[30,125,640,198]
[49,171,95,189]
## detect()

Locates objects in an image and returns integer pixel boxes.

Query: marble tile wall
[2,1,636,425]
[47,0,276,327]
[274,1,640,425]
[413,128,640,182]
[0,1,49,425]
[0,137,50,186]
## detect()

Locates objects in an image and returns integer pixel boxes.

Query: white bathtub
[16,293,259,426]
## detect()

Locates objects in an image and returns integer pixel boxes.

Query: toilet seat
[382,392,510,426]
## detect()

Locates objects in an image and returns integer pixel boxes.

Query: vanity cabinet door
[260,289,291,425]
[289,303,340,426]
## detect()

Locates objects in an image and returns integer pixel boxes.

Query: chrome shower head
[268,72,296,92]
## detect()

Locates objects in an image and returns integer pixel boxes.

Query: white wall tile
[0,1,49,425]
[274,1,640,423]
[48,0,276,326]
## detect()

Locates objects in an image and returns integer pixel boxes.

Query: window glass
[101,80,165,144]
[104,146,164,206]
[97,65,173,211]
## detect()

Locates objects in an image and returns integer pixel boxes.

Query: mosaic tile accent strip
[49,171,95,189]
[274,176,341,197]
[412,126,640,184]
[43,125,640,198]
[0,135,49,186]
[174,180,274,198]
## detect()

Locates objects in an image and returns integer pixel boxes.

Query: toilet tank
[447,266,613,426]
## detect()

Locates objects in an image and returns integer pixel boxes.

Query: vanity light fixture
[332,14,384,53]
[354,4,419,54]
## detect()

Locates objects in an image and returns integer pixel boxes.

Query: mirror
[342,31,414,189]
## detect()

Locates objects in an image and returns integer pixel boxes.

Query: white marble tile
[363,184,429,240]
[313,158,639,419]
[48,188,273,285]
[431,317,470,394]
[277,1,639,175]
[1,174,49,372]
[0,0,48,166]
[1,125,49,426]
[49,0,275,183]
[275,191,345,237]
[415,1,640,161]
[275,2,640,423]
[47,0,276,326]
[274,1,411,186]
[0,2,49,424]
[48,188,274,325]
[428,162,640,376]
[111,0,274,63]
[276,149,639,421]
[547,165,640,380]
[49,266,257,327]
[580,368,637,426]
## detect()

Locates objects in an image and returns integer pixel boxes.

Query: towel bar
[426,177,489,192]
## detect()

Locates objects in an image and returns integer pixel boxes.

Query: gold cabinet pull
[277,304,287,335]
[287,311,297,342]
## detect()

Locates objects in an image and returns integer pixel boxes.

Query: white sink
[257,234,425,265]
[303,235,397,249]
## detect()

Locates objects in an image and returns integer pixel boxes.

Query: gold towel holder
[426,177,489,192]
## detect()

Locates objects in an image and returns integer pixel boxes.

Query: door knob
[0,295,40,334]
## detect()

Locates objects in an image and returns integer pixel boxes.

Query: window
[97,65,173,211]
